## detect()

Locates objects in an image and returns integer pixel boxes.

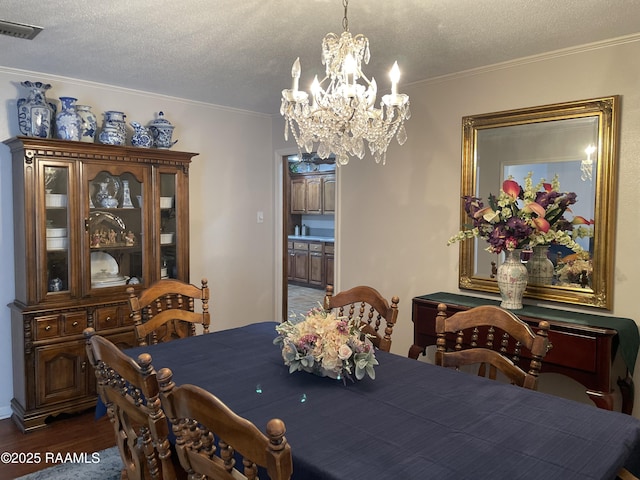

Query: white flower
[338,344,353,360]
[322,350,340,371]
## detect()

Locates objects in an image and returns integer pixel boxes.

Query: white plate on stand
[90,251,126,286]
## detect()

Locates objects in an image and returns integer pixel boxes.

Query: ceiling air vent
[0,19,43,40]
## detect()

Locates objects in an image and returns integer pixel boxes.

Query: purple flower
[336,320,348,334]
[506,217,533,238]
[297,334,318,352]
[487,225,508,252]
[463,196,484,217]
[554,218,572,231]
[557,192,577,209]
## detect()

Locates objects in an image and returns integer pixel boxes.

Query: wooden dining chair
[157,367,293,480]
[618,467,640,480]
[434,303,551,390]
[323,285,399,352]
[127,278,210,346]
[84,327,181,480]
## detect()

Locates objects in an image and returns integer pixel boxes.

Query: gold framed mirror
[458,96,619,309]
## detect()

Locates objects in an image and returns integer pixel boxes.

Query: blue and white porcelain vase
[101,110,126,146]
[17,81,56,138]
[98,126,123,145]
[130,121,153,148]
[55,97,82,141]
[496,249,527,310]
[149,111,178,149]
[76,104,97,143]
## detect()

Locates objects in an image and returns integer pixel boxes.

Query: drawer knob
[72,321,79,327]
[45,325,51,331]
[106,316,112,322]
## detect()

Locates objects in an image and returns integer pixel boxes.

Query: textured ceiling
[3,0,640,115]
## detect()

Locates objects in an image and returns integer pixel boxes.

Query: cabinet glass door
[43,164,71,297]
[160,172,177,279]
[86,167,146,291]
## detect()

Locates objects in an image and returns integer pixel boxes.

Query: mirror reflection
[459,97,619,309]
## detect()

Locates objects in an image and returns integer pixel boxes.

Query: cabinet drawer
[324,244,334,254]
[294,242,309,250]
[309,243,323,252]
[35,315,60,340]
[62,312,88,336]
[95,306,120,331]
[121,310,135,327]
[544,330,597,372]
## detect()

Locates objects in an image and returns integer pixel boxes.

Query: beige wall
[274,35,640,417]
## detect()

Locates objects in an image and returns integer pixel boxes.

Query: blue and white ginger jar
[148,111,178,149]
[17,81,56,138]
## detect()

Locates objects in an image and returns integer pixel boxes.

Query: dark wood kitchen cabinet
[290,173,334,215]
[4,136,197,431]
[324,243,334,286]
[308,242,324,287]
[288,240,333,288]
[322,175,335,213]
[292,242,310,284]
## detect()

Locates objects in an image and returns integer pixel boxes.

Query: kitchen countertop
[288,235,334,243]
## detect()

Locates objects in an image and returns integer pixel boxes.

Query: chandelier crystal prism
[280,0,410,166]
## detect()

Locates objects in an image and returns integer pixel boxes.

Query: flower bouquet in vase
[448,172,592,309]
[274,306,378,382]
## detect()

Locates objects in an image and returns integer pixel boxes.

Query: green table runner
[417,292,639,375]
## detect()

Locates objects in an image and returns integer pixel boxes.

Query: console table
[409,292,639,414]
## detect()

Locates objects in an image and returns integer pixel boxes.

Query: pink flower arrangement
[274,306,378,381]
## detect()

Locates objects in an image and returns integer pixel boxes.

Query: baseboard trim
[0,404,12,420]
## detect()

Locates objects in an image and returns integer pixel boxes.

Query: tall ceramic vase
[497,249,527,310]
[76,104,97,143]
[55,97,82,141]
[17,81,56,138]
[526,245,554,286]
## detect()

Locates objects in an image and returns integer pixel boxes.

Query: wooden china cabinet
[3,136,197,432]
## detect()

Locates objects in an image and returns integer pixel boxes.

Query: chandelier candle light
[281,0,411,166]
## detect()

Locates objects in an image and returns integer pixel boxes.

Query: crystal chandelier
[280,0,411,166]
[581,144,595,181]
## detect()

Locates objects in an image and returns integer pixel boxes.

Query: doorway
[282,153,336,321]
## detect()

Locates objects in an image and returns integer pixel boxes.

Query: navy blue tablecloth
[124,322,640,480]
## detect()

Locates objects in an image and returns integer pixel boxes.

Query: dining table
[122,322,640,480]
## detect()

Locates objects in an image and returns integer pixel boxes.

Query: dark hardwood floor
[0,408,115,479]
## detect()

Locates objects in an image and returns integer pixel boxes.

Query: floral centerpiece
[274,306,378,382]
[447,172,592,254]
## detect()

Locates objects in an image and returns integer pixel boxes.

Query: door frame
[273,148,341,323]
[274,148,297,323]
